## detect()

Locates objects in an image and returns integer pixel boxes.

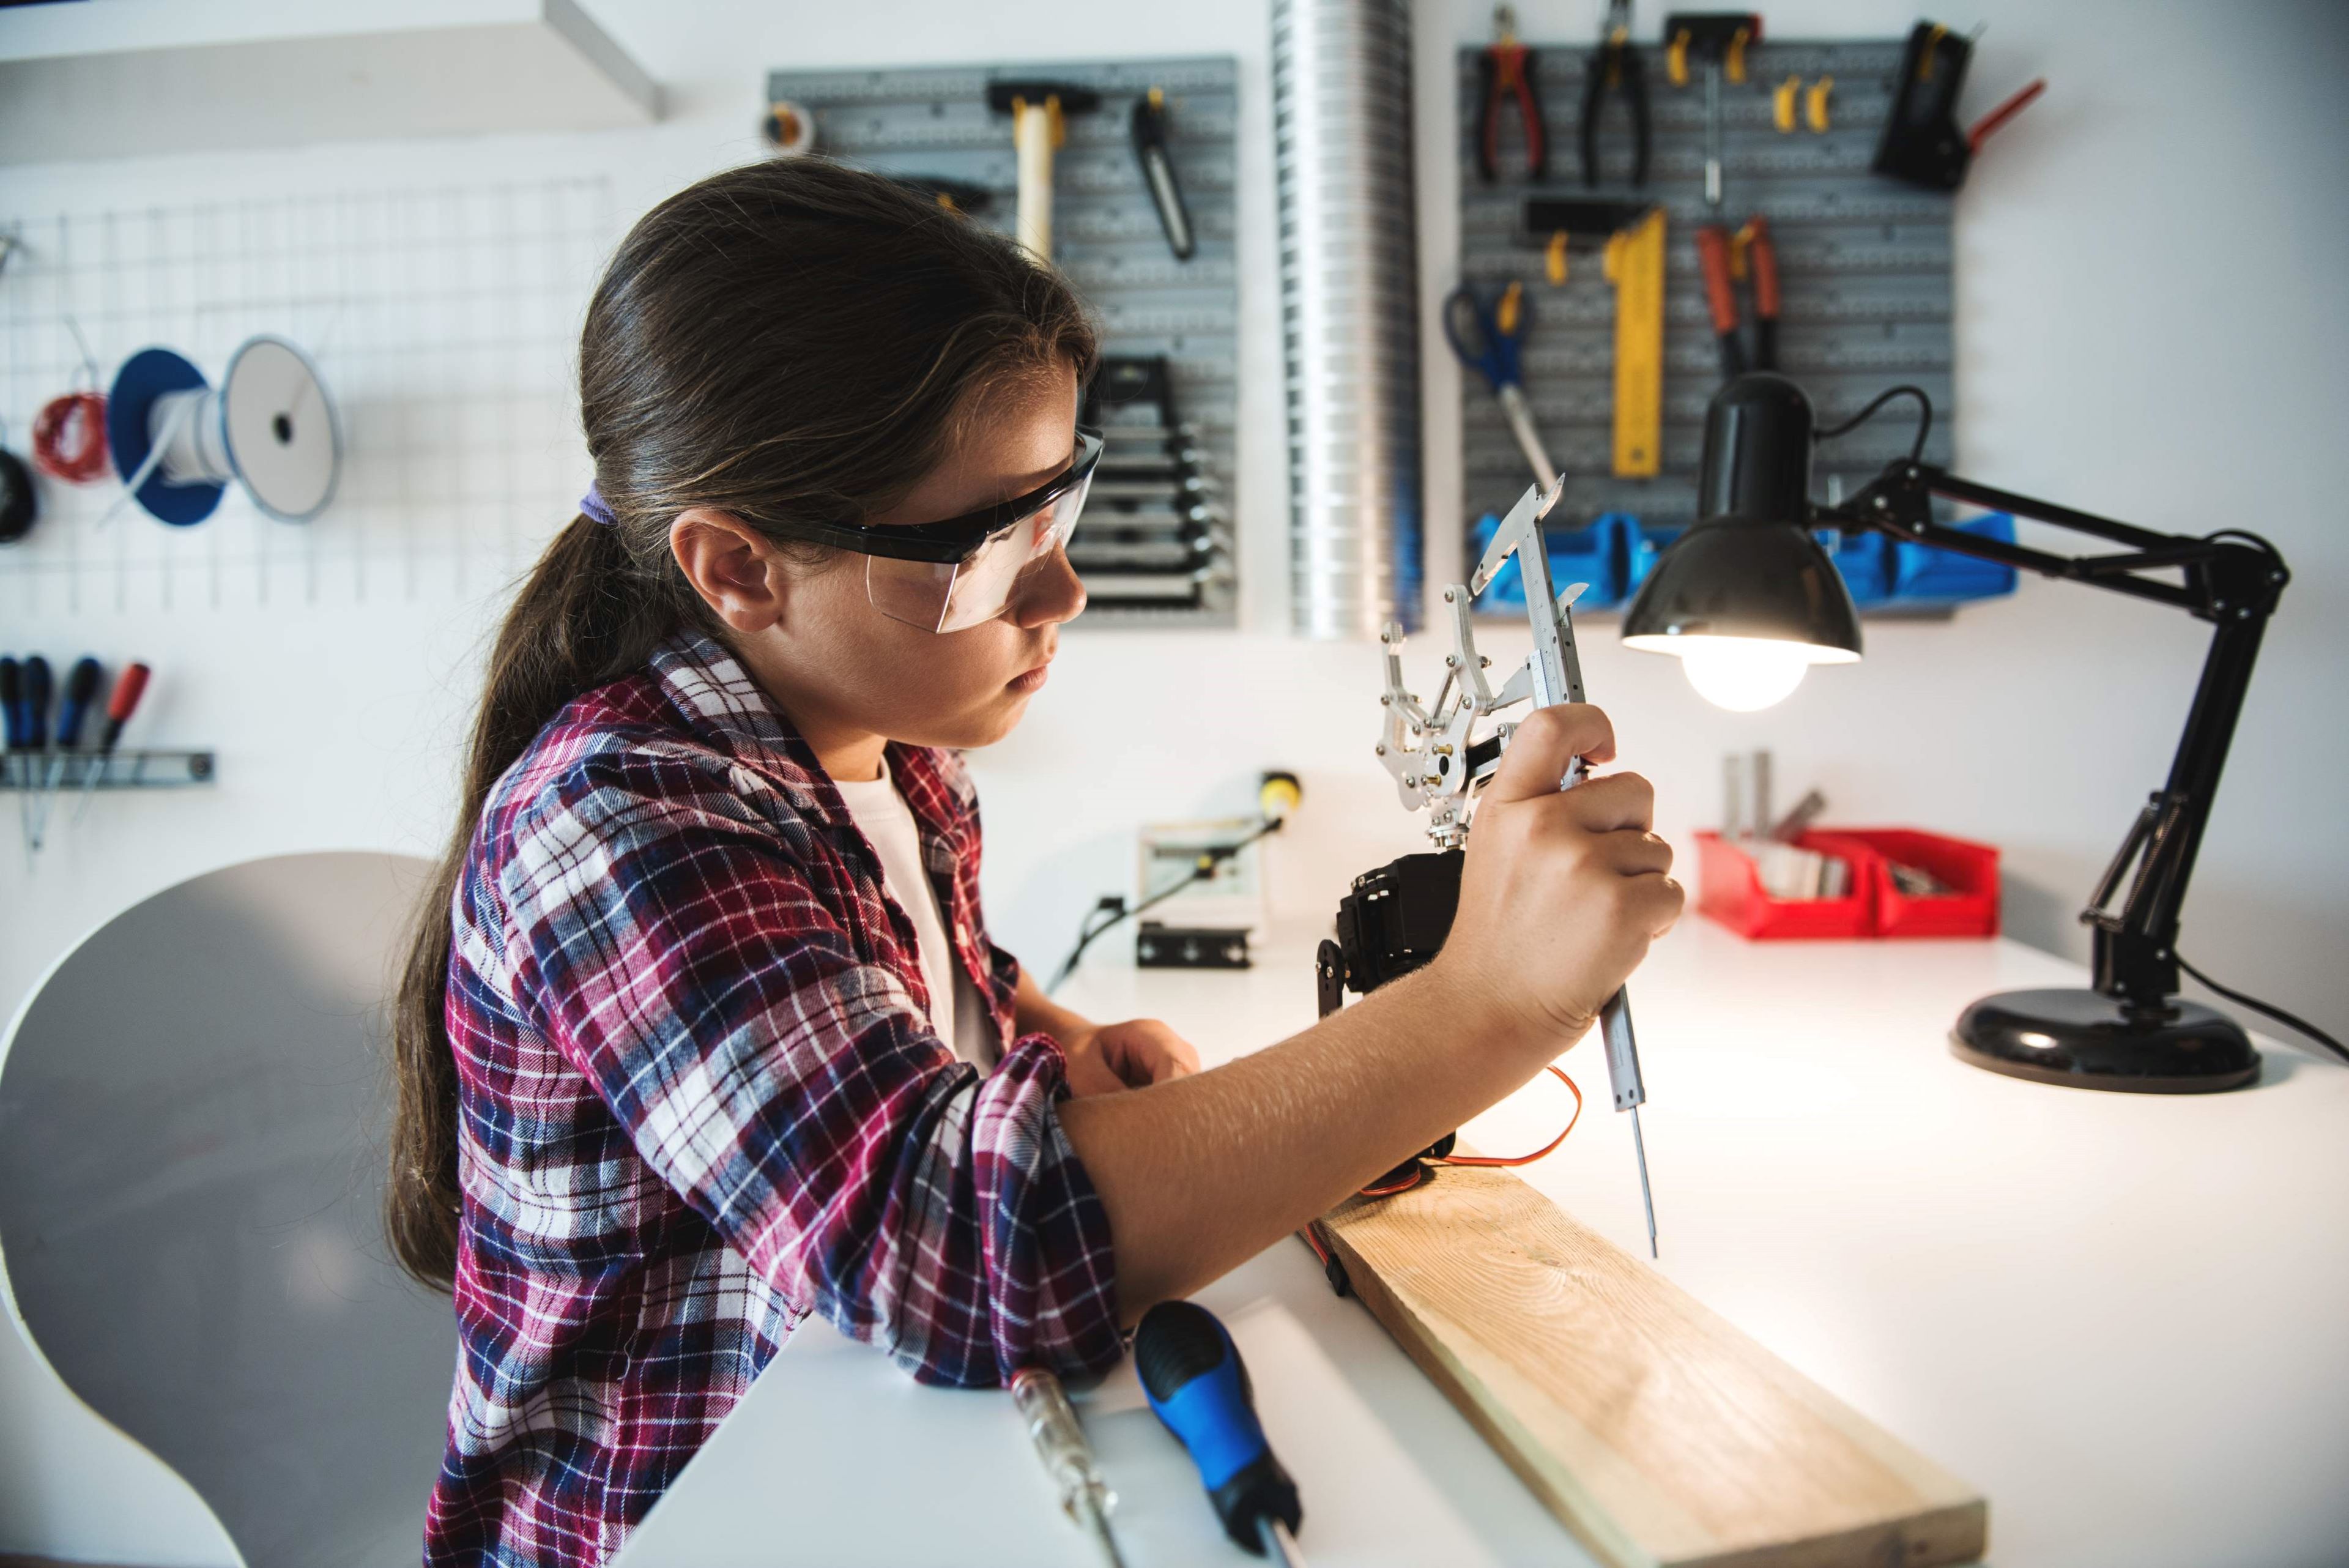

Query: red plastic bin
[1832,828,2001,937]
[1694,830,1879,940]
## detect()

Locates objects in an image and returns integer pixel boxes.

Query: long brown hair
[387,158,1097,1289]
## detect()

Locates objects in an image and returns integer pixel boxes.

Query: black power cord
[2177,954,2348,1067]
[1813,382,1934,462]
[1048,815,1284,994]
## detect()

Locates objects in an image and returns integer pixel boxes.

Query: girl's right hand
[1431,703,1683,1050]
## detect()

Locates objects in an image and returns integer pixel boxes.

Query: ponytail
[387,515,675,1286]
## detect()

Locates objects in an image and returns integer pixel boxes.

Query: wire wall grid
[0,178,615,615]
[766,58,1240,629]
[1457,38,1955,549]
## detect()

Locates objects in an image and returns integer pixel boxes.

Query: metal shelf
[0,751,216,790]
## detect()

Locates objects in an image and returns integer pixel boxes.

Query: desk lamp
[1621,372,2321,1092]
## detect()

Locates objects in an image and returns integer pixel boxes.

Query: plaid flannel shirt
[423,630,1121,1566]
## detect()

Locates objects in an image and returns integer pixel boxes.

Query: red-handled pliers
[1477,5,1548,184]
[1695,216,1781,377]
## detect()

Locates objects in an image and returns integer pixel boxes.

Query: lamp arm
[1825,459,2291,1016]
[1825,461,2238,615]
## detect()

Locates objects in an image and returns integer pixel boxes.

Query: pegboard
[0,178,613,615]
[766,56,1239,629]
[1457,37,1955,549]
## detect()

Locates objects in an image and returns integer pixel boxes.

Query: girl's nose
[1011,544,1087,627]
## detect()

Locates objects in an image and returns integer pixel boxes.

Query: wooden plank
[1318,1164,1987,1568]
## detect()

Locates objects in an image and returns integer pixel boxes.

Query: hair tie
[579,483,617,526]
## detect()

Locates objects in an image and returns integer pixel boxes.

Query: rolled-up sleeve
[501,749,1121,1388]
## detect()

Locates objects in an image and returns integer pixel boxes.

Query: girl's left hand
[1077,1018,1201,1091]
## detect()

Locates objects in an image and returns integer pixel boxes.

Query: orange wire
[1357,1165,1428,1198]
[1337,1063,1584,1205]
[1436,1064,1583,1168]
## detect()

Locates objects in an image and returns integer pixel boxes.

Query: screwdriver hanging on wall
[13,656,50,858]
[28,656,102,850]
[1,658,23,842]
[73,663,152,822]
[1130,87,1195,261]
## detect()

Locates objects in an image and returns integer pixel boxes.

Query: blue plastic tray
[1619,517,2008,612]
[1471,511,1634,611]
[1816,527,1893,608]
[1893,511,2018,606]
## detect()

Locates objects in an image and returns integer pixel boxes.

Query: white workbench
[615,920,2349,1567]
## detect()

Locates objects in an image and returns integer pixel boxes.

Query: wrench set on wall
[764,58,1239,627]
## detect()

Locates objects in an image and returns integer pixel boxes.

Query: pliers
[1579,0,1650,187]
[1694,215,1780,376]
[1476,5,1548,184]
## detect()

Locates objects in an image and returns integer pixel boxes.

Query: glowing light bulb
[1680,638,1811,711]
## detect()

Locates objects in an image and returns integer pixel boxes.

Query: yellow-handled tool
[987,79,1102,259]
[1602,207,1664,477]
[1524,198,1664,478]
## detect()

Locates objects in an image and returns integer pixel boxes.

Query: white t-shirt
[831,760,1000,1071]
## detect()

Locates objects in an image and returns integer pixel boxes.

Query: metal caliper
[1373,475,1658,1257]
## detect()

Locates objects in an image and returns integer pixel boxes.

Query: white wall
[1,1,2343,1557]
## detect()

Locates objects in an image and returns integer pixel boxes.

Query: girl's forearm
[1056,961,1557,1321]
[1014,962,1097,1049]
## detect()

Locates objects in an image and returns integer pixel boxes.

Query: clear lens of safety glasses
[866,466,1093,633]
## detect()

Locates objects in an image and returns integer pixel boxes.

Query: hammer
[987,79,1102,259]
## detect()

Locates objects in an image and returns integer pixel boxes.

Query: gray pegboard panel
[1457,37,1957,560]
[766,58,1239,629]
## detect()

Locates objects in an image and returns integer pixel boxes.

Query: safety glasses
[778,428,1102,633]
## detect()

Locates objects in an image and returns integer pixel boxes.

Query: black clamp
[1579,0,1650,187]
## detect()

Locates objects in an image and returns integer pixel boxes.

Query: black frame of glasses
[776,427,1104,565]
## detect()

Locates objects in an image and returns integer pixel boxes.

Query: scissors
[1442,277,1557,489]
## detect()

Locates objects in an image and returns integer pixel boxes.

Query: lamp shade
[1622,373,1863,665]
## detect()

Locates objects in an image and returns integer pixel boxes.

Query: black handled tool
[1579,0,1650,186]
[14,655,50,856]
[0,445,36,543]
[1,656,22,816]
[1136,1299,1305,1564]
[1873,20,2046,191]
[1130,87,1195,261]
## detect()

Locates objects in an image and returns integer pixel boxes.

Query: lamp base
[1951,987,2259,1093]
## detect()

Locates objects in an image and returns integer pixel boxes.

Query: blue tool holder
[1893,511,2018,605]
[1472,510,1635,610]
[1615,514,2009,611]
[1816,526,1893,608]
[1624,521,1680,599]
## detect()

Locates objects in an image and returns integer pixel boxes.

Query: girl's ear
[670,508,789,633]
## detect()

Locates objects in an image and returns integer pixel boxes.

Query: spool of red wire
[31,391,109,484]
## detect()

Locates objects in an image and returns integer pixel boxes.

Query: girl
[388,158,1680,1566]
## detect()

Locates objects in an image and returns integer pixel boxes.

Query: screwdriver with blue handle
[1135,1300,1306,1567]
[29,656,102,850]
